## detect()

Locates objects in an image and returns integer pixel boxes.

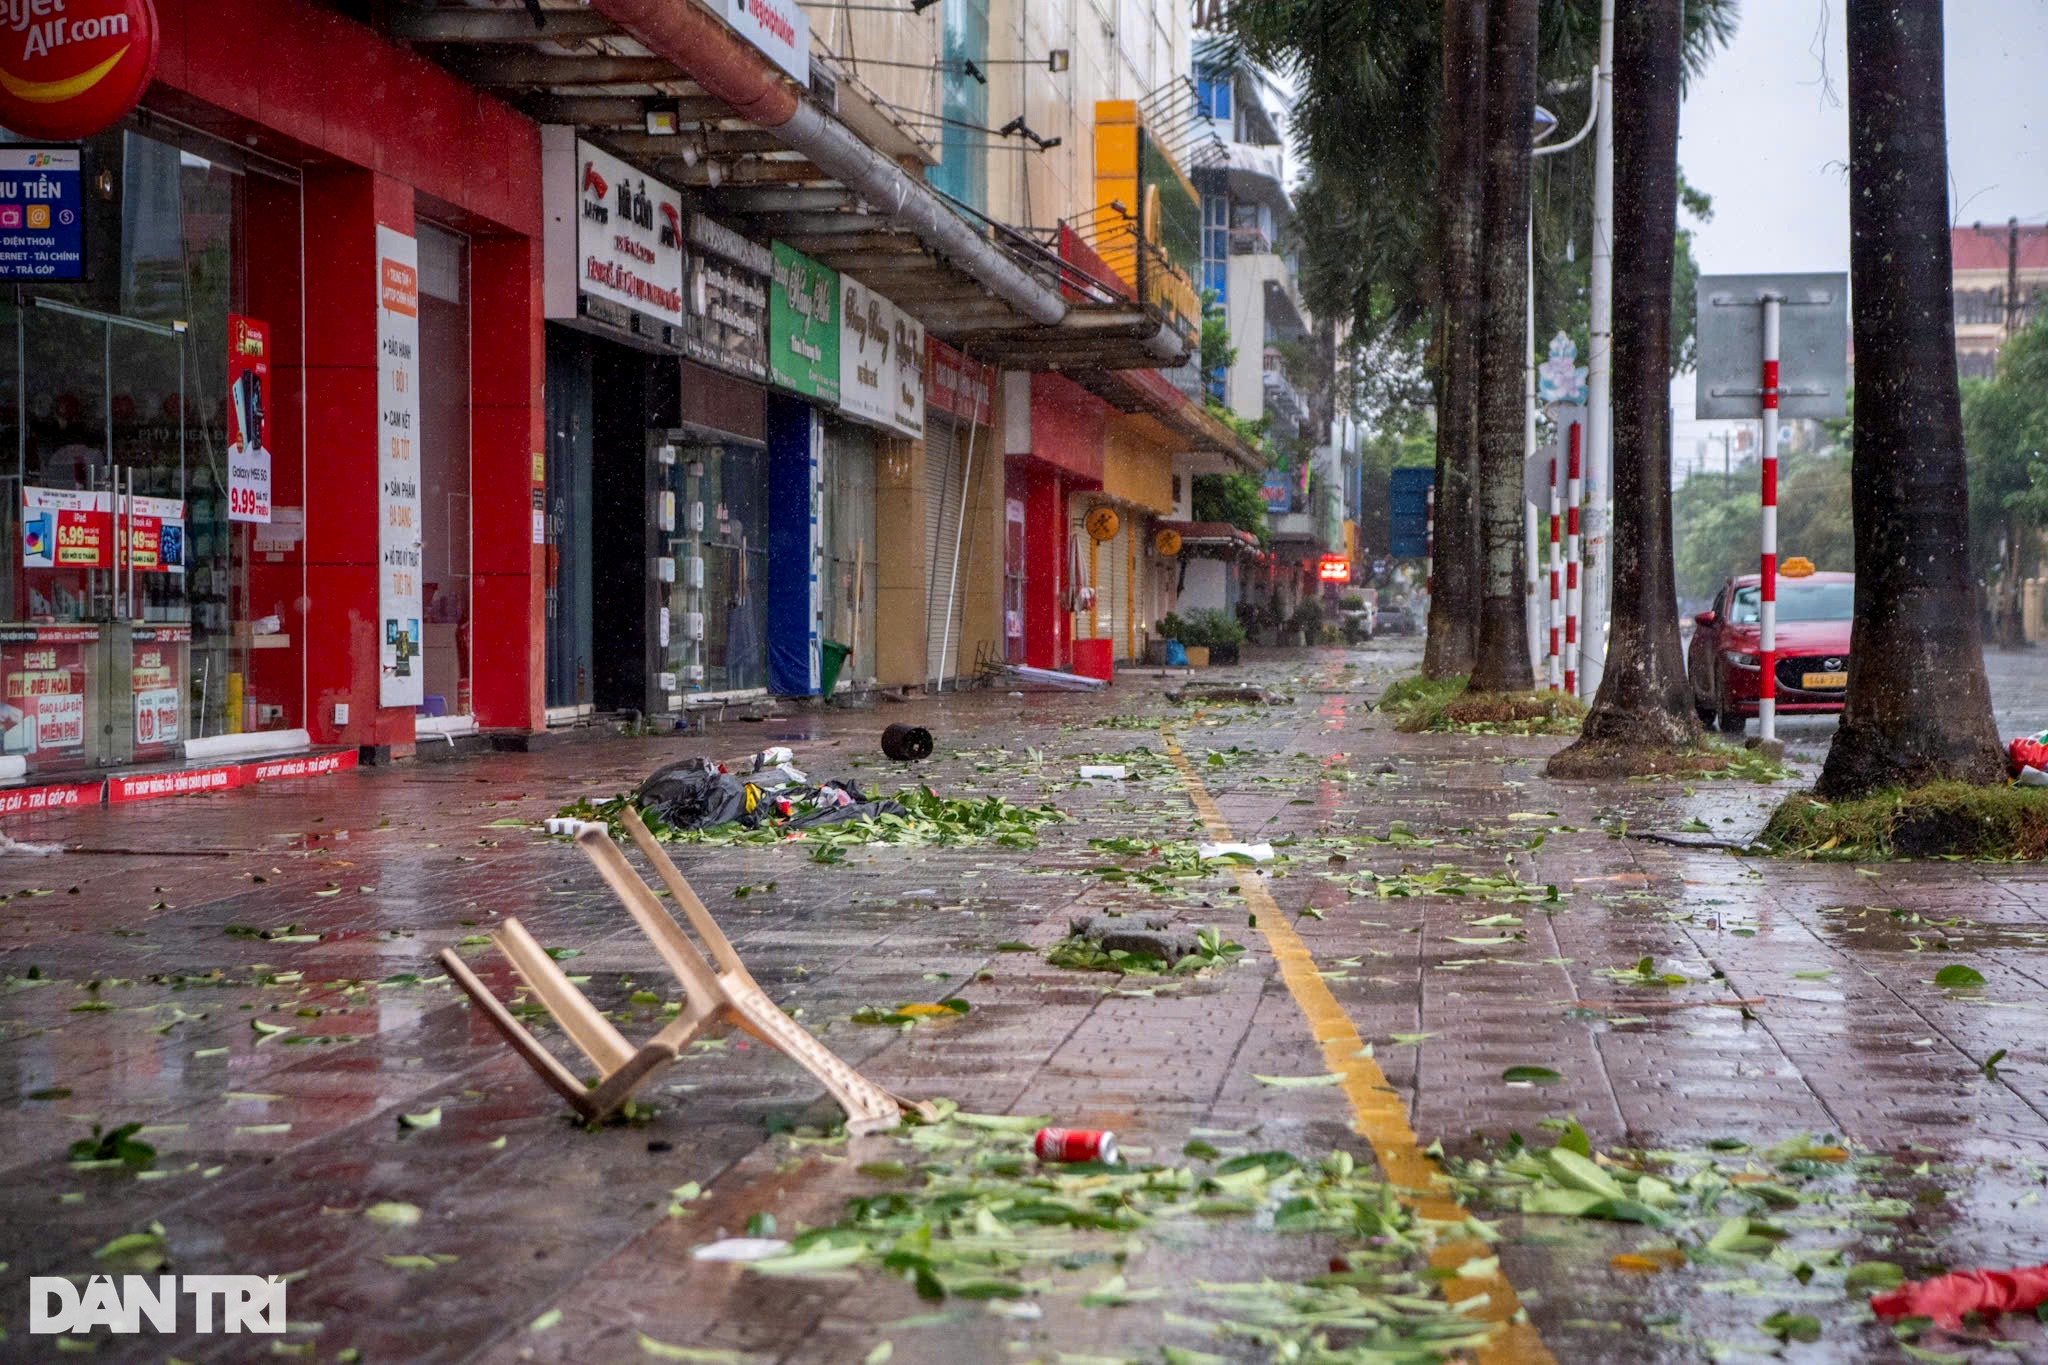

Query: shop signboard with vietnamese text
[0,146,82,282]
[0,0,159,141]
[227,314,272,522]
[838,275,893,428]
[704,0,807,85]
[541,129,686,349]
[890,308,924,438]
[769,241,839,404]
[0,626,94,763]
[377,225,423,708]
[684,213,770,381]
[926,338,993,426]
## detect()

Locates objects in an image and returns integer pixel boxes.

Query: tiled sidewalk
[1,642,2044,1363]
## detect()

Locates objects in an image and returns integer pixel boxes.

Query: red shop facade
[1002,373,1106,674]
[0,0,544,789]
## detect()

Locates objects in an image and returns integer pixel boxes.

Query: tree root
[1545,737,1722,780]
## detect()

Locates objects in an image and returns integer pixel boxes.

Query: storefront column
[468,235,546,732]
[245,177,308,734]
[301,169,414,752]
[874,436,927,688]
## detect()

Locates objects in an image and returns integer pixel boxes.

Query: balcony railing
[1228,226,1272,255]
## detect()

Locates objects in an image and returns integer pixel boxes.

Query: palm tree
[1466,0,1536,693]
[1545,0,1696,769]
[1816,0,2006,797]
[1215,0,1736,691]
[1421,0,1487,679]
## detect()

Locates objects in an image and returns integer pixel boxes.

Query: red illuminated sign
[1318,555,1351,583]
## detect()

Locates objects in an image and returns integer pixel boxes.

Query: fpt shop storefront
[0,0,546,796]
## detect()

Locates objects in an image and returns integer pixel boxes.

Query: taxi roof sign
[1780,556,1817,578]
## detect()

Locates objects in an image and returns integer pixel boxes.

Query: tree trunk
[1816,0,2006,797]
[1547,0,1696,772]
[1422,0,1488,680]
[1466,0,1535,693]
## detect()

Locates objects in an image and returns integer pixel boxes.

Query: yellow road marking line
[1163,731,1554,1365]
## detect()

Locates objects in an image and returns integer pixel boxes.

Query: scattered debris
[1065,913,1203,964]
[1166,684,1292,706]
[1033,1127,1119,1164]
[691,1237,792,1263]
[1195,841,1274,863]
[1871,1262,2048,1328]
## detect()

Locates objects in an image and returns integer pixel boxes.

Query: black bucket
[880,723,934,761]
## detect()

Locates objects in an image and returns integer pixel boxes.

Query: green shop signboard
[769,241,840,403]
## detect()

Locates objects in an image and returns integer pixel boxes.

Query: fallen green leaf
[1502,1066,1562,1086]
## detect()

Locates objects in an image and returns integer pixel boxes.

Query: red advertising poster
[22,487,112,568]
[106,748,358,804]
[21,489,184,573]
[227,314,272,523]
[121,495,186,574]
[131,628,185,754]
[0,631,92,761]
[0,781,102,815]
[247,751,358,784]
[108,765,238,803]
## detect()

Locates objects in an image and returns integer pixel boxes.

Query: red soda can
[1034,1127,1119,1164]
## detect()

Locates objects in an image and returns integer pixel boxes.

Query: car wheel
[1714,699,1745,734]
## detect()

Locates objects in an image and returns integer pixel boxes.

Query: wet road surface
[1,641,2044,1363]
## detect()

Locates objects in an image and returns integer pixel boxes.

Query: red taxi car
[1685,566,1853,733]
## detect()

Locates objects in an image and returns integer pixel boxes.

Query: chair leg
[494,918,637,1075]
[439,948,600,1120]
[618,808,756,982]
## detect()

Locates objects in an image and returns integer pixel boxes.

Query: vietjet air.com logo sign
[0,0,160,141]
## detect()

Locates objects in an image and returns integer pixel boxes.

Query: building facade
[0,0,1318,808]
[0,0,544,801]
[1953,221,2047,381]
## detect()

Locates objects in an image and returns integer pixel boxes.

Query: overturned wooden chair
[440,807,931,1133]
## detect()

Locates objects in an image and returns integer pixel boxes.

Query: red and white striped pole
[1758,295,1782,742]
[1565,419,1583,696]
[1547,453,1561,689]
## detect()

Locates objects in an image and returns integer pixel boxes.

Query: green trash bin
[820,639,852,701]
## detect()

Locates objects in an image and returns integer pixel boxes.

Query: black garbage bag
[637,758,758,831]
